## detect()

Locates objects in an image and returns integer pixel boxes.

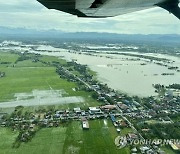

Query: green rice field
[0,51,131,154]
[0,120,131,154]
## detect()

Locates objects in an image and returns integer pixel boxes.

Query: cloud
[0,0,41,12]
[0,0,179,34]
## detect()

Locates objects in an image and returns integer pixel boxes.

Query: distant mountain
[0,26,64,37]
[0,26,179,44]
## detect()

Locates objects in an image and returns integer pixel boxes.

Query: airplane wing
[37,0,180,19]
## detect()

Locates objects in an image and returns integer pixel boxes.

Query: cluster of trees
[15,52,41,64]
[0,62,11,64]
[153,84,165,89]
[1,106,38,148]
[167,84,180,90]
[109,52,169,62]
[168,66,179,70]
[67,61,90,75]
[154,83,180,90]
[13,129,36,148]
[135,122,180,140]
[0,71,5,78]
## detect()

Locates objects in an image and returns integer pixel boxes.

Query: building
[170,143,180,150]
[82,118,89,129]
[110,114,116,123]
[56,110,64,114]
[117,103,129,110]
[89,107,101,114]
[173,91,180,97]
[74,107,81,114]
[127,133,138,140]
[101,105,116,110]
[116,128,121,133]
[140,146,150,153]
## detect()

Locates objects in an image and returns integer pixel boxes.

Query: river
[31,49,180,97]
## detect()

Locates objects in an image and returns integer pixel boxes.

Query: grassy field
[0,52,99,108]
[0,120,131,154]
[161,146,177,154]
[0,52,130,154]
[0,52,19,64]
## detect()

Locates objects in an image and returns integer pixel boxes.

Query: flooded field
[1,42,180,97]
[32,50,180,97]
[0,90,84,108]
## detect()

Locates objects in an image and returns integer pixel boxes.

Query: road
[63,66,145,139]
[116,105,145,140]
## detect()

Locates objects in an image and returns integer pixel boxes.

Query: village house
[117,119,127,127]
[117,103,129,111]
[131,147,138,153]
[74,107,81,114]
[56,110,64,115]
[88,107,101,114]
[82,117,89,130]
[116,128,121,133]
[1,122,6,127]
[170,143,180,151]
[139,146,150,153]
[127,133,138,141]
[101,105,116,110]
[29,124,35,131]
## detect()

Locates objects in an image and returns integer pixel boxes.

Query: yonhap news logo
[115,136,180,149]
[115,136,127,148]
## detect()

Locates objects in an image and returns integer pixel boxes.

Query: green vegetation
[153,84,166,96]
[39,56,67,65]
[120,128,133,136]
[0,128,18,153]
[0,51,131,154]
[170,113,180,122]
[135,122,180,140]
[0,120,131,154]
[0,52,19,64]
[3,51,178,154]
[0,51,99,107]
[161,146,177,154]
[167,84,180,90]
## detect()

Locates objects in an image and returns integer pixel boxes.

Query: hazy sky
[0,0,180,34]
